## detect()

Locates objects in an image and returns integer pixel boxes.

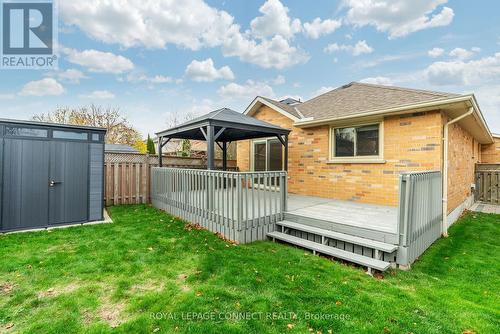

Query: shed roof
[105,144,139,153]
[156,108,290,141]
[0,118,107,132]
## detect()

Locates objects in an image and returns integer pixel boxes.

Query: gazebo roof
[156,108,290,142]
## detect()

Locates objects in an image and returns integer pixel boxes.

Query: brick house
[237,82,498,226]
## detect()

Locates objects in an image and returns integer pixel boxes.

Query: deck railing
[397,171,442,266]
[151,167,287,243]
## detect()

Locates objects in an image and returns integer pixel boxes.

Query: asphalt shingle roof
[260,82,460,121]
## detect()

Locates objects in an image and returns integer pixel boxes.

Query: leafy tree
[133,139,147,154]
[181,139,191,157]
[32,105,141,145]
[146,134,156,155]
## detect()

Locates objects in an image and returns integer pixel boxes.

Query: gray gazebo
[156,108,290,170]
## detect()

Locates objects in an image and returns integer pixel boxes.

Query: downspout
[442,107,474,236]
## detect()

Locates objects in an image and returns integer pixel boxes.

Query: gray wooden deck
[287,194,398,234]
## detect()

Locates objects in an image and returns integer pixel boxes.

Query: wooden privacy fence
[475,164,500,204]
[104,153,237,206]
[397,171,442,266]
[151,168,287,243]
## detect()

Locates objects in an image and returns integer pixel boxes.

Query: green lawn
[0,205,499,334]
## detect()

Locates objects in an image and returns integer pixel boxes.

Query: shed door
[1,138,50,230]
[49,141,89,225]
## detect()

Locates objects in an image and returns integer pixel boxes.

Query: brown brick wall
[481,136,500,163]
[237,106,443,207]
[446,121,481,213]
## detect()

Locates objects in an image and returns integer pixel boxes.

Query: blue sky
[1,0,499,136]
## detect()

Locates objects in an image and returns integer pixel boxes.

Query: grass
[0,205,499,334]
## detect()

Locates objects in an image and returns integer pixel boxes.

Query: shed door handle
[49,181,62,187]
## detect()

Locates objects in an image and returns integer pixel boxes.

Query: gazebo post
[158,136,163,167]
[222,142,227,171]
[207,124,215,170]
[284,134,289,171]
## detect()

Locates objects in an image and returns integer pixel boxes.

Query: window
[91,133,100,141]
[5,126,48,137]
[53,130,88,140]
[333,124,380,158]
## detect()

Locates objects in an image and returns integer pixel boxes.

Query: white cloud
[218,80,275,100]
[449,47,480,60]
[60,0,235,50]
[424,53,500,86]
[46,69,87,84]
[359,76,394,86]
[344,0,454,39]
[473,85,500,133]
[303,18,342,39]
[222,34,309,69]
[272,75,286,85]
[250,0,301,39]
[428,47,444,57]
[19,78,65,96]
[60,0,308,70]
[79,90,116,99]
[324,40,374,56]
[185,58,234,82]
[125,72,173,84]
[63,48,134,74]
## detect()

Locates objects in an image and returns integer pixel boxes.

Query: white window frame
[329,121,385,164]
[250,137,285,171]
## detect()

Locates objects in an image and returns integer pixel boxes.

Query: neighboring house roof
[244,82,494,144]
[246,96,303,120]
[105,144,139,153]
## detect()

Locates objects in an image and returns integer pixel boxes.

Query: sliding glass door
[253,138,283,186]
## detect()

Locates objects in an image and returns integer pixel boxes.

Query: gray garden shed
[0,119,106,232]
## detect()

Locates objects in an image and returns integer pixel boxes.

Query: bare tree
[164,111,197,157]
[32,105,142,145]
[165,111,196,128]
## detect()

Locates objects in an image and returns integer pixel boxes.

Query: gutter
[294,94,488,130]
[441,107,474,237]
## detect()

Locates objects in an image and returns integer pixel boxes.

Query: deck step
[277,220,398,253]
[267,231,391,271]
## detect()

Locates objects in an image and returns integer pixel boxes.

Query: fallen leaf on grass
[196,292,203,297]
[0,283,15,294]
[287,323,295,330]
[335,300,342,305]
[5,323,14,329]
